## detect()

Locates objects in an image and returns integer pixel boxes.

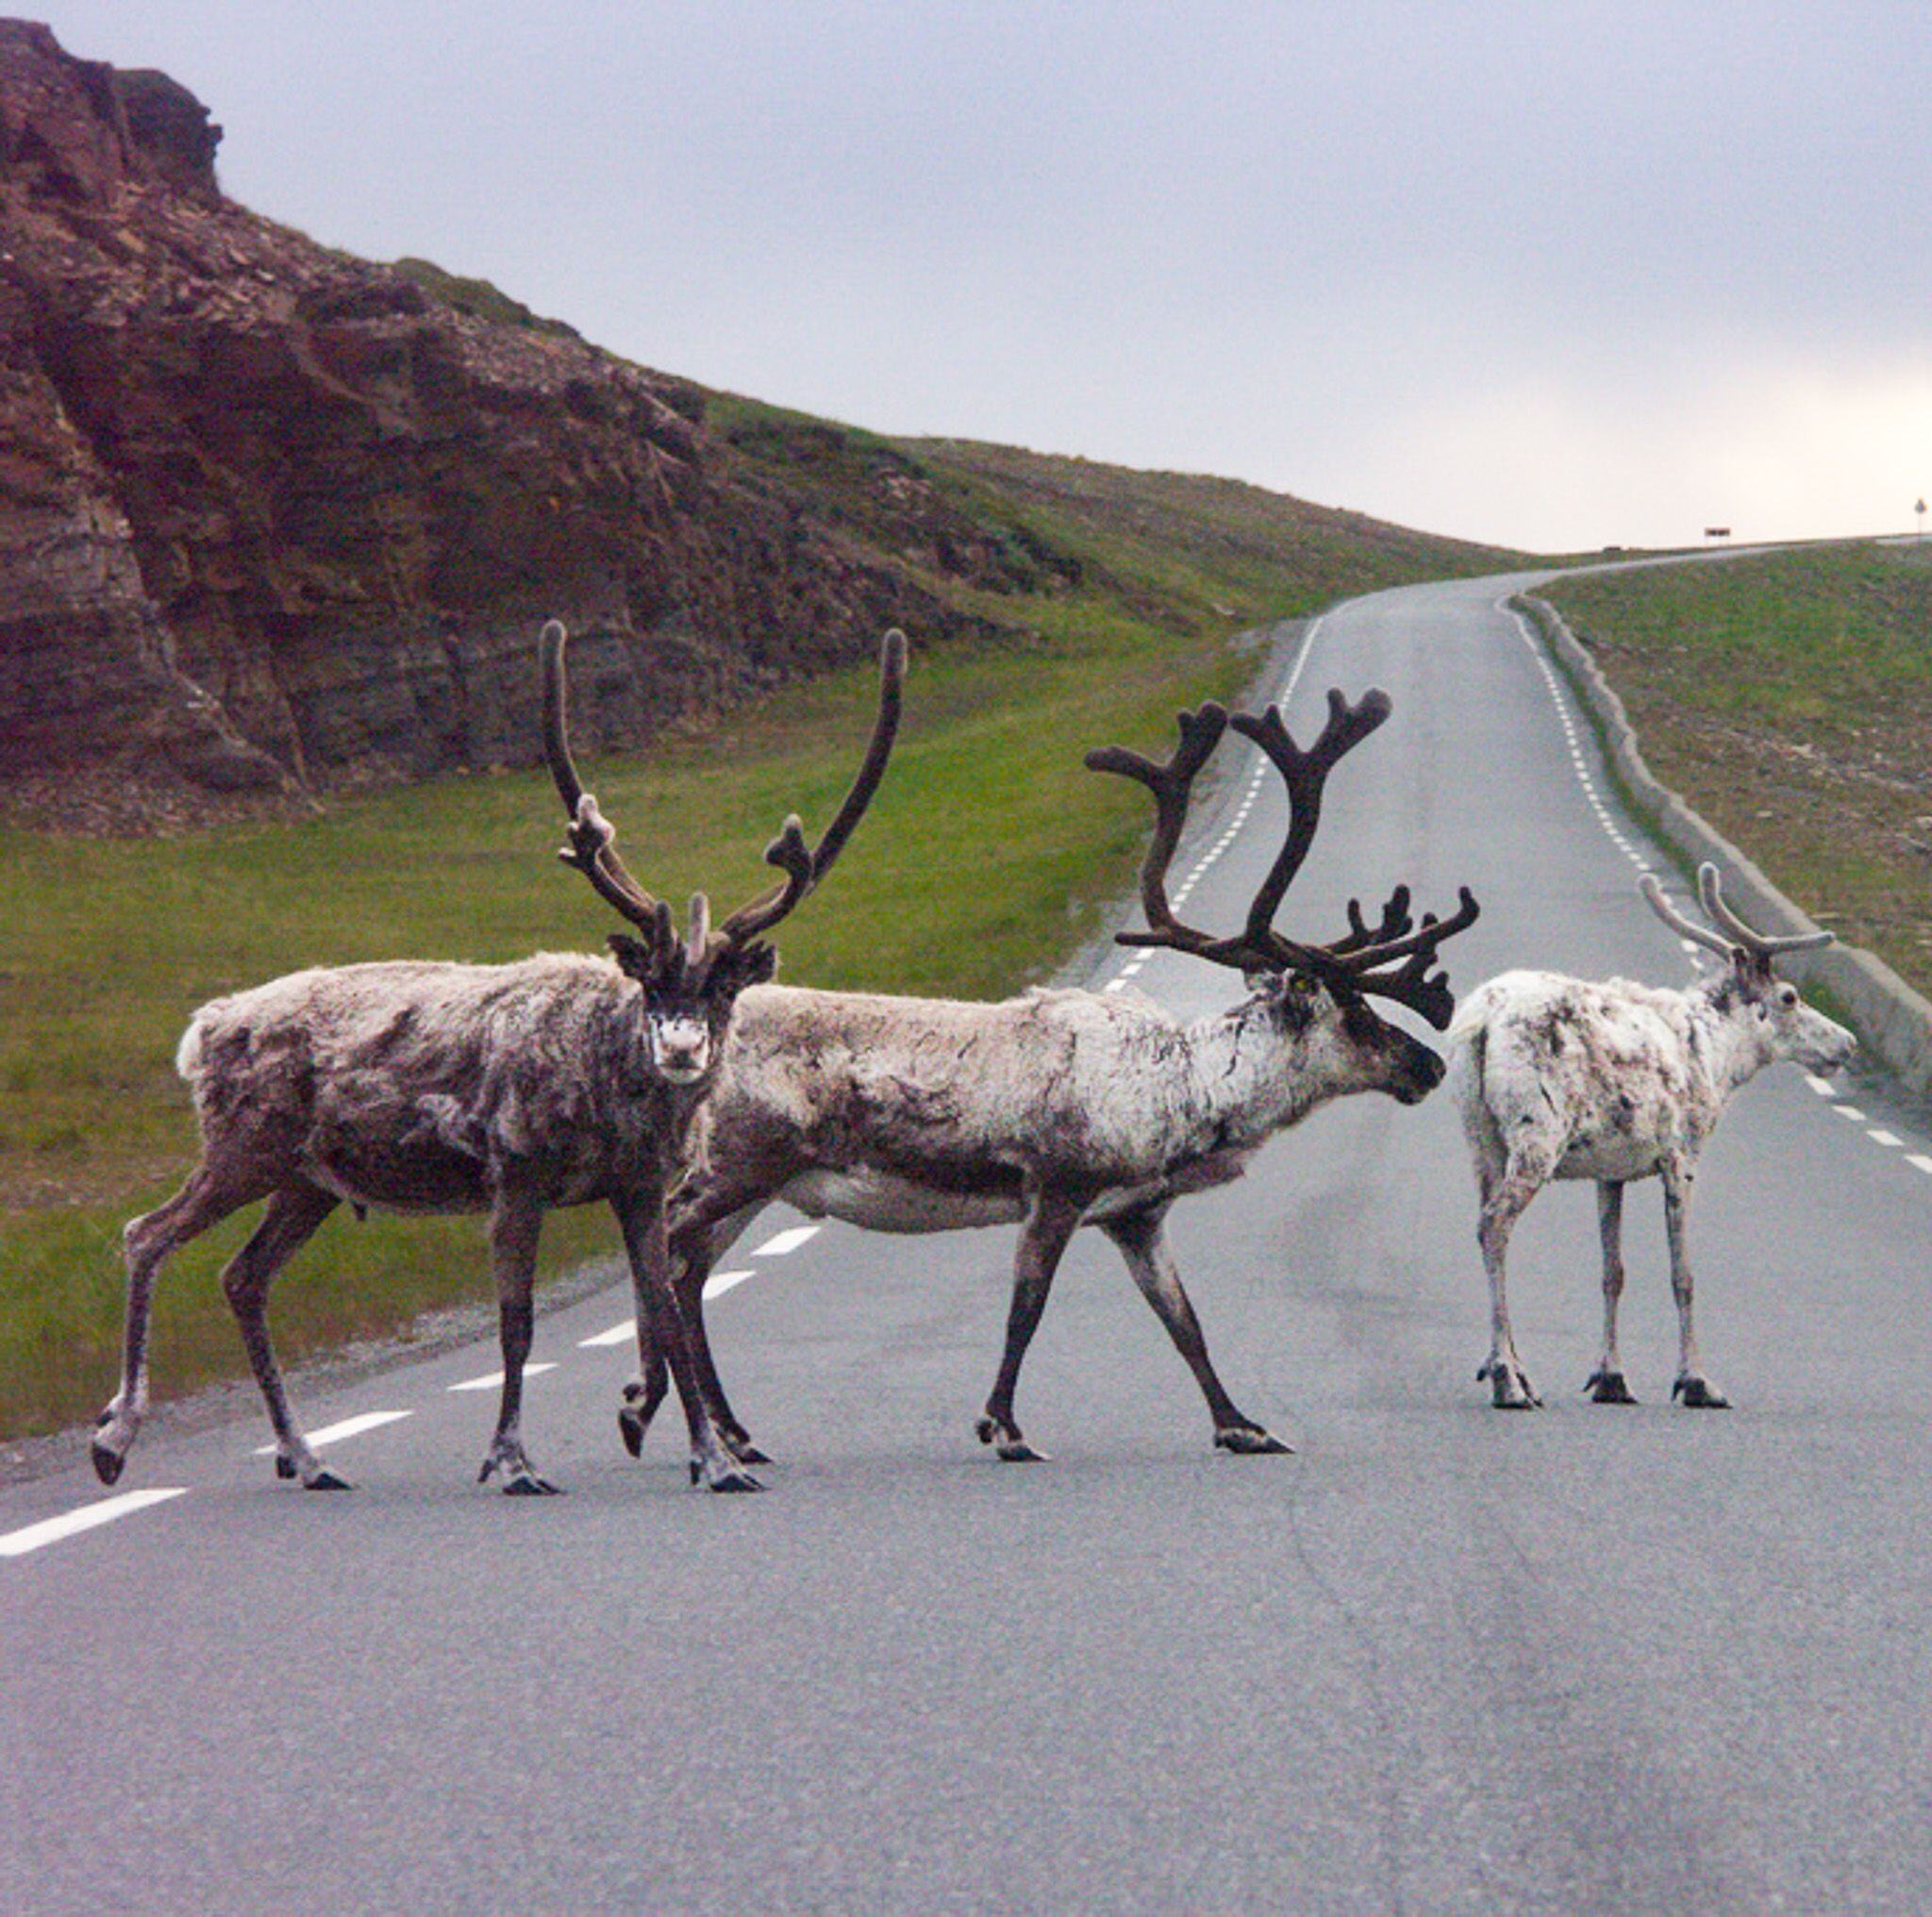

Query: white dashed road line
[1508,592,1932,1191]
[0,1487,188,1559]
[750,1225,819,1258]
[449,1362,558,1393]
[252,1409,413,1456]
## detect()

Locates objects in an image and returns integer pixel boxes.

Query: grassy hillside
[1,434,1524,1447]
[1540,542,1932,1001]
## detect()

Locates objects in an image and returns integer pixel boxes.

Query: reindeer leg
[1584,1180,1638,1403]
[1101,1206,1290,1456]
[1475,1149,1548,1409]
[478,1189,560,1494]
[92,1168,262,1486]
[975,1186,1086,1462]
[615,1191,760,1492]
[220,1183,346,1486]
[1662,1155,1728,1408]
[622,1184,769,1464]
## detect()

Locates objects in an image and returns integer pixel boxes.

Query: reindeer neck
[1685,974,1773,1097]
[1179,999,1326,1141]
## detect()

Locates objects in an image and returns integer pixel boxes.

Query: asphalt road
[7,572,1931,1915]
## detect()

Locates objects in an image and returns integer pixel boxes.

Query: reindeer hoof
[1479,1358,1542,1409]
[1215,1425,1292,1456]
[726,1437,772,1467]
[618,1405,647,1459]
[1584,1369,1639,1405]
[701,1466,764,1493]
[303,1465,354,1492]
[997,1439,1049,1462]
[1673,1375,1731,1409]
[90,1441,125,1487]
[502,1472,563,1496]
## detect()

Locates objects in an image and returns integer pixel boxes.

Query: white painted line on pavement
[1805,1075,1837,1095]
[1867,1129,1903,1148]
[253,1409,412,1455]
[579,1320,634,1348]
[703,1269,755,1300]
[449,1362,558,1393]
[1834,1106,1868,1123]
[1910,1156,1932,1175]
[751,1225,819,1258]
[1,1487,188,1559]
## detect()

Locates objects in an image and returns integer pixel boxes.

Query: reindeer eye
[1779,986,1798,1008]
[1291,974,1320,996]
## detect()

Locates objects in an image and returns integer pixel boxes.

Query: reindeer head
[541,621,907,1090]
[1641,864,1856,1077]
[1087,687,1479,1105]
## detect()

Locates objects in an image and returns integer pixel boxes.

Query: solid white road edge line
[1,1487,188,1559]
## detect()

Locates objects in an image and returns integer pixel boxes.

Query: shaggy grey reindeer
[1448,862,1855,1411]
[91,622,906,1495]
[617,686,1478,1472]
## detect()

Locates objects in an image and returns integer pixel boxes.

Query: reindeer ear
[608,932,658,981]
[710,941,778,997]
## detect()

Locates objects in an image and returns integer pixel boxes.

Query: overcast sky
[29,0,1932,551]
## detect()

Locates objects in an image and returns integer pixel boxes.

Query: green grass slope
[1,382,1526,1446]
[1541,542,1932,1002]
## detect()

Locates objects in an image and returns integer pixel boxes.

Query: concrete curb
[1514,592,1932,1101]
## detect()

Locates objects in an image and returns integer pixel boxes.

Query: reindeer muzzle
[649,1016,713,1086]
[1393,1040,1447,1105]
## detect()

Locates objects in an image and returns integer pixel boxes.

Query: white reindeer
[1448,863,1855,1410]
[90,624,905,1495]
[617,689,1479,1473]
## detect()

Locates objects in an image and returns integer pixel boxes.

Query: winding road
[7,570,1931,1914]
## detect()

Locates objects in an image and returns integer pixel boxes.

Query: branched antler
[542,621,908,984]
[1088,684,1479,1028]
[716,629,907,948]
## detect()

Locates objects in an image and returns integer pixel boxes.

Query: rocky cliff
[0,19,1012,830]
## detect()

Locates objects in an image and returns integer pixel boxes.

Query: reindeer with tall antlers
[1449,862,1855,1411]
[620,685,1478,1470]
[90,622,906,1496]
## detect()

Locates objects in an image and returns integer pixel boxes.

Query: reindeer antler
[542,621,908,984]
[542,621,679,967]
[1641,862,1834,965]
[1088,685,1479,1028]
[716,628,907,948]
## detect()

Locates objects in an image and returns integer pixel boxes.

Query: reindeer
[1448,862,1855,1411]
[614,687,1478,1470]
[90,623,906,1496]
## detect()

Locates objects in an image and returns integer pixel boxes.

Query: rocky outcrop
[0,19,995,830]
